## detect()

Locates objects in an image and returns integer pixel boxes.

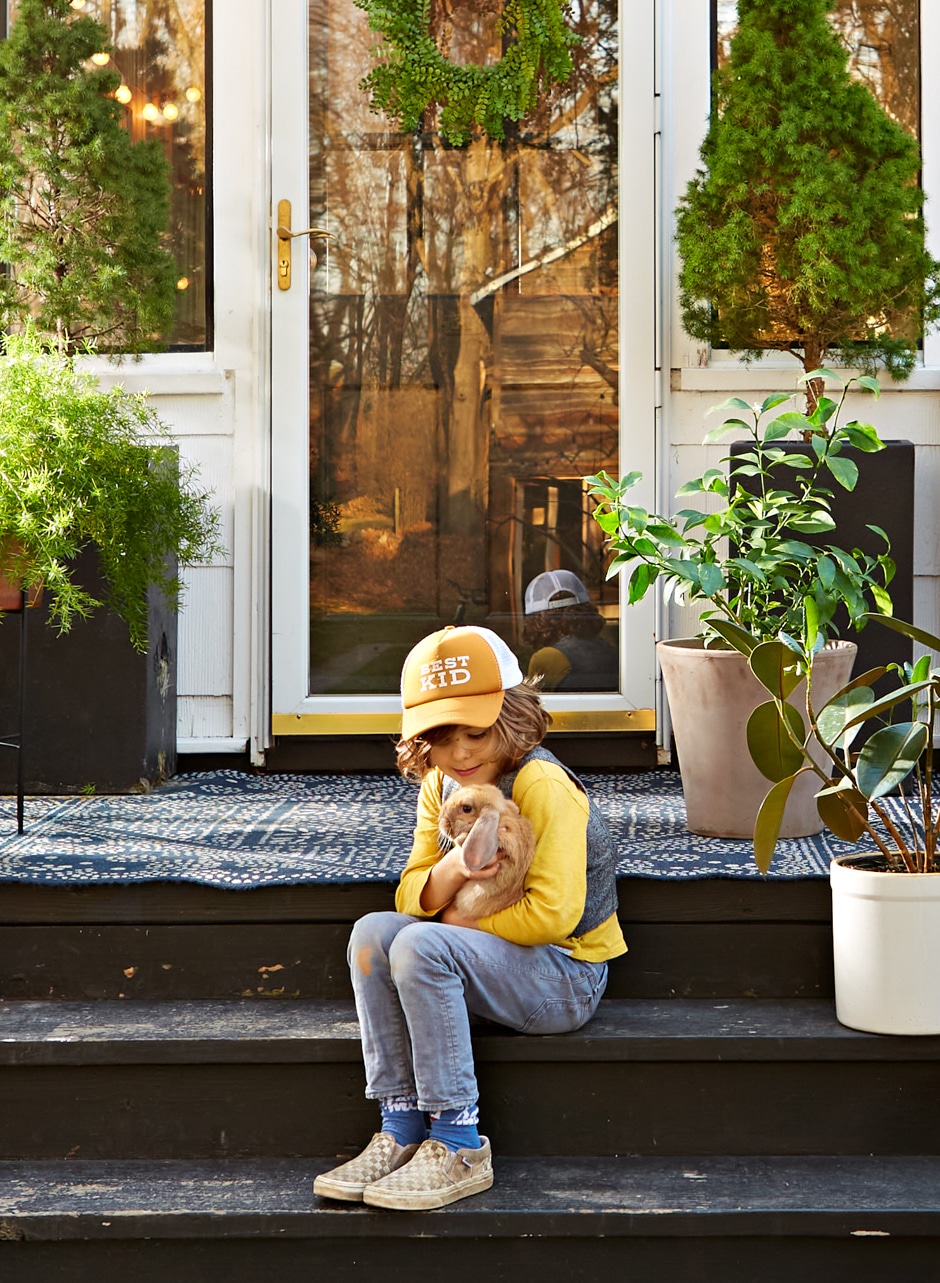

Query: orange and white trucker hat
[524,569,591,615]
[400,625,525,740]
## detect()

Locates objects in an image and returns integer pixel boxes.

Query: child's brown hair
[396,680,551,782]
[523,601,607,650]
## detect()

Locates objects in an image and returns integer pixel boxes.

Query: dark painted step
[2,1156,940,1282]
[2,998,939,1161]
[0,877,835,1000]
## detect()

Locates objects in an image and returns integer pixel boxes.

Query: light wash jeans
[348,911,609,1113]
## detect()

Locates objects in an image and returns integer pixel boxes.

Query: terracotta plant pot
[0,577,43,612]
[657,638,857,839]
[0,542,43,612]
[831,855,940,1035]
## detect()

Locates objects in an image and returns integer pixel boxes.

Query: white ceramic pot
[830,855,940,1035]
[657,638,857,839]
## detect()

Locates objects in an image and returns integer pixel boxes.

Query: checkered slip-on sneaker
[362,1137,493,1211]
[313,1133,421,1202]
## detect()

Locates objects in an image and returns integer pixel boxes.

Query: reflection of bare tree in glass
[306,0,620,632]
[831,2,919,137]
[718,1,919,138]
[564,290,618,402]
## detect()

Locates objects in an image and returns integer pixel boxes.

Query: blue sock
[379,1096,427,1147]
[429,1105,482,1152]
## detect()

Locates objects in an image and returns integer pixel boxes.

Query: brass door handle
[276,226,336,241]
[276,199,335,290]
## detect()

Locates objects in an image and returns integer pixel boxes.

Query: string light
[141,103,161,122]
[162,103,179,121]
[185,86,202,104]
[115,85,132,105]
[176,277,190,291]
[91,52,110,66]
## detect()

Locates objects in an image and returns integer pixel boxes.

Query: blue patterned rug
[0,768,889,888]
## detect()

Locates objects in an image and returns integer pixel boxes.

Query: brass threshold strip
[271,709,655,736]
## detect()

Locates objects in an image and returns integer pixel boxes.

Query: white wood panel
[912,580,940,747]
[177,696,234,739]
[177,566,233,696]
[142,388,233,437]
[913,577,940,663]
[678,364,940,393]
[672,380,940,440]
[662,0,711,373]
[269,0,311,721]
[92,368,226,397]
[210,0,269,760]
[170,436,236,569]
[922,0,940,371]
[914,446,940,578]
[618,0,658,713]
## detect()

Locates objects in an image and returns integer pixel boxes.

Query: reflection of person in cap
[523,570,618,692]
[314,625,625,1212]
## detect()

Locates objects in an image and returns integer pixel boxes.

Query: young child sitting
[313,624,626,1211]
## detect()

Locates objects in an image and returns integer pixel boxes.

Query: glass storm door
[270,0,656,735]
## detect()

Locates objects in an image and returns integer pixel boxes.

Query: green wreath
[354,0,579,145]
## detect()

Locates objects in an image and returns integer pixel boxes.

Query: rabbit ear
[460,806,500,871]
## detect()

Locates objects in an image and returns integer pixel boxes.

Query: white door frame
[268,0,658,737]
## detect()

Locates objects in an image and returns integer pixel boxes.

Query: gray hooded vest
[441,745,619,938]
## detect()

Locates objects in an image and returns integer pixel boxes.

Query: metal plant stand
[0,588,28,833]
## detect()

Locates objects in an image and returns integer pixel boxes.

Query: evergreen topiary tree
[0,0,177,354]
[676,0,940,406]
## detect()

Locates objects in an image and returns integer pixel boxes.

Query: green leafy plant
[587,370,894,647]
[0,0,177,354]
[675,0,940,403]
[718,612,940,875]
[354,0,579,145]
[0,329,223,650]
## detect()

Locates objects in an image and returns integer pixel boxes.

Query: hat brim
[526,592,585,614]
[401,690,505,740]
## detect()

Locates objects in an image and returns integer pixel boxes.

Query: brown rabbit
[439,783,535,918]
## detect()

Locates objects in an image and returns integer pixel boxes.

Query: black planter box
[0,547,177,794]
[730,439,915,683]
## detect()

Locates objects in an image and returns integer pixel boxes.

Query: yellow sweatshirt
[395,758,627,963]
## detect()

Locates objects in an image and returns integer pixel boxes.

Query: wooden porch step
[3,998,940,1161]
[2,1155,940,1281]
[5,995,940,1064]
[0,877,835,1000]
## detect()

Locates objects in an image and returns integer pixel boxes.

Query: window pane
[5,0,211,348]
[307,1,620,697]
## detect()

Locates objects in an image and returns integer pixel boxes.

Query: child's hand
[457,847,504,881]
[418,845,501,917]
[419,845,479,914]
